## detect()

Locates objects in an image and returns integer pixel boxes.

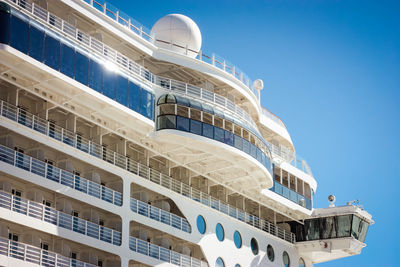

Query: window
[214,127,224,142]
[190,119,202,135]
[75,50,89,85]
[283,251,290,267]
[71,252,77,259]
[215,223,224,242]
[140,89,153,119]
[29,23,45,62]
[202,123,213,139]
[89,58,103,92]
[115,75,129,106]
[157,115,176,130]
[8,233,18,242]
[234,135,242,150]
[267,244,274,261]
[60,42,75,78]
[10,14,29,54]
[337,215,351,238]
[41,243,49,250]
[233,231,242,249]
[299,258,305,267]
[216,257,225,267]
[128,81,141,113]
[44,32,60,70]
[177,116,189,132]
[321,216,337,239]
[0,10,10,45]
[224,130,233,146]
[196,215,206,234]
[102,67,115,99]
[250,238,258,255]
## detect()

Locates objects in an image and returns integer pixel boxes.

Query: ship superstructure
[0,0,373,266]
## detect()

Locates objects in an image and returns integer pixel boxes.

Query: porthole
[299,257,305,267]
[216,223,224,241]
[233,231,242,248]
[283,251,290,267]
[250,238,259,255]
[234,264,241,267]
[196,215,206,234]
[267,244,274,261]
[216,257,225,267]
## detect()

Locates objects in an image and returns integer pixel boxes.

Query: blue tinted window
[202,123,213,139]
[28,24,44,62]
[214,127,224,142]
[250,144,257,158]
[196,215,206,234]
[89,59,102,92]
[256,148,262,162]
[115,75,129,106]
[216,223,224,241]
[234,231,242,248]
[140,89,154,119]
[216,257,225,267]
[102,68,115,99]
[128,81,140,113]
[0,11,10,45]
[75,50,88,85]
[242,139,250,154]
[10,14,29,54]
[224,130,233,146]
[190,119,202,135]
[60,42,75,78]
[234,135,242,150]
[251,238,259,255]
[44,32,60,70]
[177,116,189,132]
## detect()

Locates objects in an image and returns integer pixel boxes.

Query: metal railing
[130,198,191,233]
[0,190,122,245]
[80,0,257,101]
[7,0,259,129]
[129,236,208,267]
[0,99,295,243]
[0,237,98,267]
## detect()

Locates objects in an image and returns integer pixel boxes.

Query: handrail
[0,190,122,245]
[0,236,98,267]
[130,197,191,233]
[80,0,257,101]
[129,236,208,267]
[0,100,296,244]
[7,0,259,129]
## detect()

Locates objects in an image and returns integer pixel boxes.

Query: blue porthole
[216,223,224,241]
[196,215,206,234]
[250,238,259,255]
[234,231,242,248]
[235,264,241,267]
[216,257,225,267]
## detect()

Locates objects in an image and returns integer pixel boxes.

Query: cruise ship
[0,0,373,266]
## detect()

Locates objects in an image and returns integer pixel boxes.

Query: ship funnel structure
[151,14,202,58]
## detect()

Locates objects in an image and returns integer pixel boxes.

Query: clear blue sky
[110,0,399,266]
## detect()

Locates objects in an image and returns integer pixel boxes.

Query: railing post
[85,220,87,235]
[0,100,3,116]
[113,152,116,165]
[7,239,10,257]
[212,54,215,66]
[103,2,106,14]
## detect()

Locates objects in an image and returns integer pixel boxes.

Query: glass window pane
[242,139,250,154]
[157,115,176,130]
[10,14,29,54]
[102,68,115,99]
[320,217,337,239]
[89,58,103,92]
[60,42,75,78]
[234,135,242,150]
[140,89,154,120]
[336,215,352,237]
[202,123,213,139]
[250,144,257,158]
[224,130,233,146]
[0,11,10,45]
[177,116,189,132]
[351,215,361,240]
[196,215,206,234]
[216,257,225,267]
[44,32,60,70]
[190,119,202,135]
[28,23,44,62]
[115,75,129,106]
[214,127,224,142]
[282,251,290,267]
[250,238,259,255]
[359,221,369,242]
[233,231,242,248]
[304,219,320,240]
[75,50,89,85]
[128,81,140,113]
[215,223,224,241]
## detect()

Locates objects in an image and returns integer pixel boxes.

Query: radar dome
[151,14,202,58]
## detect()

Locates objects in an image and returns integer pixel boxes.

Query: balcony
[271,182,312,210]
[0,237,98,267]
[130,197,191,233]
[0,99,295,244]
[0,190,122,246]
[129,236,207,267]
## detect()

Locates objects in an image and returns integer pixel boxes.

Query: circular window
[283,251,290,267]
[216,257,225,267]
[235,265,241,267]
[196,215,206,234]
[215,223,225,241]
[299,257,305,267]
[233,231,242,248]
[267,244,274,262]
[250,238,259,255]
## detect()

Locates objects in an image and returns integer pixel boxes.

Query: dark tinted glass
[102,68,115,99]
[157,115,176,130]
[28,23,44,62]
[115,76,129,106]
[89,59,103,92]
[267,244,274,261]
[250,238,259,255]
[140,90,153,119]
[128,81,140,113]
[10,14,28,54]
[214,127,224,142]
[44,33,60,70]
[190,119,202,135]
[0,11,10,45]
[75,50,88,85]
[60,42,75,78]
[224,130,233,146]
[234,135,242,150]
[202,123,213,139]
[177,116,189,132]
[242,140,250,154]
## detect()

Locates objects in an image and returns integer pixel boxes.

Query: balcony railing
[0,190,122,245]
[271,182,312,210]
[129,236,208,267]
[79,0,257,101]
[130,197,191,233]
[0,100,295,243]
[0,237,98,267]
[7,0,258,129]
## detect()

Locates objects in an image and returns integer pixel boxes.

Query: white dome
[151,14,202,58]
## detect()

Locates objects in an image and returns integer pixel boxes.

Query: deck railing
[0,99,295,243]
[0,237,98,267]
[7,0,259,129]
[0,190,122,245]
[129,236,208,267]
[130,198,191,233]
